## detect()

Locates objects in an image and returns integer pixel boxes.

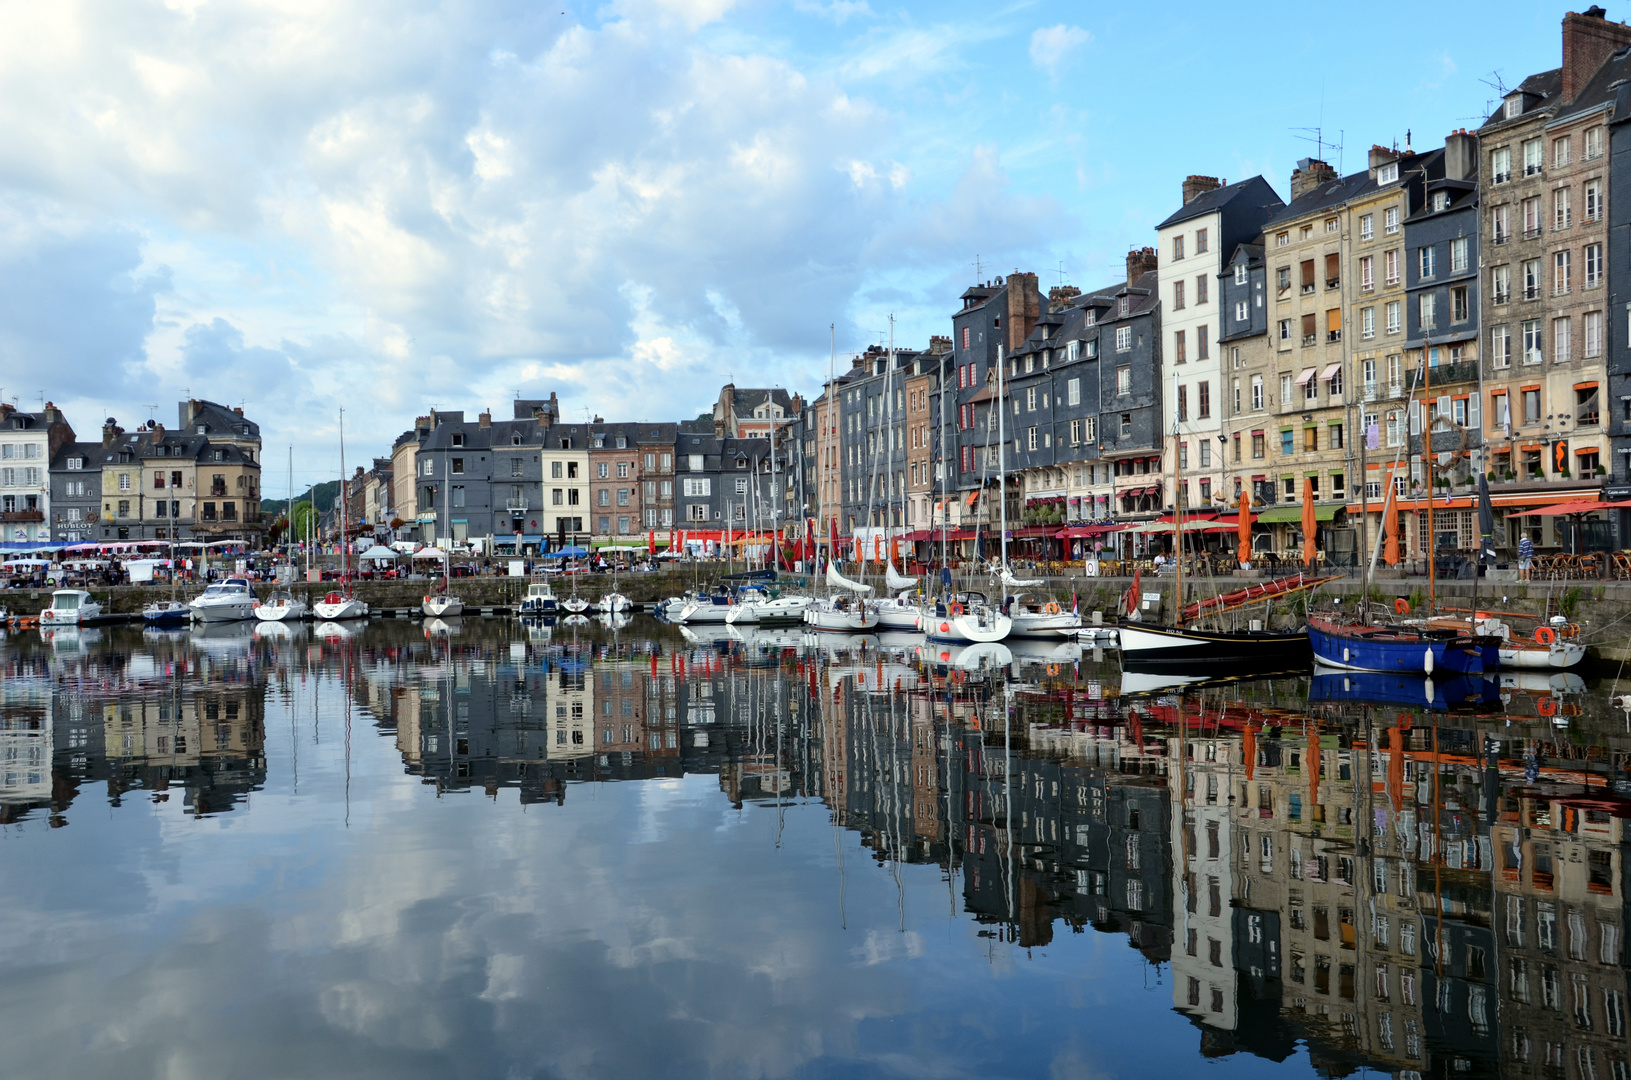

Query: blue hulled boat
[1307,616,1499,675]
[1309,667,1502,711]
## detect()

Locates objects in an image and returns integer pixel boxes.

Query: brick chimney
[1291,158,1338,200]
[1047,285,1082,312]
[101,417,123,447]
[1563,7,1631,103]
[1125,247,1158,284]
[927,335,952,354]
[1181,175,1222,205]
[478,410,492,428]
[1004,271,1041,352]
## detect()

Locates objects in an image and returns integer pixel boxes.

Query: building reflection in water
[3,620,1629,1078]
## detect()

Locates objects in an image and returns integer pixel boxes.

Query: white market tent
[358,545,400,562]
[411,547,449,560]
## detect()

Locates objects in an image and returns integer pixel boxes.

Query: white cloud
[1029,24,1091,78]
[792,0,873,24]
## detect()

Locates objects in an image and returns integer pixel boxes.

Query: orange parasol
[1384,494,1400,566]
[1307,719,1321,810]
[1244,722,1257,781]
[1237,486,1253,564]
[1387,725,1403,813]
[1301,476,1317,565]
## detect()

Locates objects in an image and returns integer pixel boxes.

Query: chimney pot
[1181,175,1222,205]
[1125,246,1158,284]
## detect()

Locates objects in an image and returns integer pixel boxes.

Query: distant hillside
[263,480,340,518]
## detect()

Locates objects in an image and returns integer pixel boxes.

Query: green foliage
[262,480,340,518]
[1559,586,1583,619]
[1406,587,1424,611]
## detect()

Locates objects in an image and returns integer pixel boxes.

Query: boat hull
[1499,641,1586,669]
[874,604,922,631]
[597,594,632,614]
[803,603,876,631]
[677,602,732,623]
[924,611,1011,644]
[422,595,464,618]
[1009,611,1082,638]
[143,603,190,625]
[254,601,308,622]
[1308,619,1498,675]
[726,597,811,625]
[314,598,370,621]
[1118,623,1311,669]
[189,600,257,622]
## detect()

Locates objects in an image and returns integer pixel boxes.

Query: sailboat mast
[1175,371,1185,629]
[1424,345,1435,613]
[996,335,1007,598]
[826,324,835,592]
[339,408,349,588]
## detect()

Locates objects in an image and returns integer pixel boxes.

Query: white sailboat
[314,409,370,621]
[422,474,464,618]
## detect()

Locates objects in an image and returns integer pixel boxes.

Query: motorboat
[313,590,370,621]
[1477,615,1586,670]
[725,590,811,625]
[519,580,559,616]
[1307,615,1498,676]
[142,599,191,625]
[597,592,632,614]
[922,591,1011,644]
[1006,593,1082,638]
[187,577,258,622]
[1077,625,1119,647]
[422,590,464,619]
[40,589,102,627]
[254,590,308,622]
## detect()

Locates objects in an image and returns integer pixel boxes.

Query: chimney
[478,410,492,428]
[1563,7,1631,103]
[152,422,163,438]
[1444,129,1477,181]
[1047,285,1082,312]
[101,417,122,447]
[233,405,243,416]
[1291,158,1338,200]
[1181,175,1222,205]
[1125,247,1158,284]
[928,334,952,355]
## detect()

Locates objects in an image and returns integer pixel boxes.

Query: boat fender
[1423,649,1434,676]
[950,602,964,616]
[1534,626,1556,645]
[1394,598,1410,615]
[1044,602,1060,615]
[1537,696,1558,717]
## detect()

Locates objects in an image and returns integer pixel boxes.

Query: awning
[1295,367,1317,386]
[964,490,980,507]
[1256,505,1341,524]
[1518,499,1631,517]
[1320,363,1342,381]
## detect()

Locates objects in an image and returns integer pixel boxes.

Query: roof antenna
[972,253,983,280]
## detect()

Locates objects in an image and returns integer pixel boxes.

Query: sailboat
[422,466,464,618]
[258,450,309,622]
[804,325,877,632]
[314,409,370,621]
[596,559,631,613]
[1119,372,1322,670]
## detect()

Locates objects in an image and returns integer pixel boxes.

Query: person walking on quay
[1518,532,1534,581]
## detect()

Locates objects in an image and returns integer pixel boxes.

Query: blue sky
[0,0,1578,487]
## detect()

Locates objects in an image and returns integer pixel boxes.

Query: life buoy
[950,602,965,616]
[1046,664,1060,676]
[1537,696,1558,717]
[1394,598,1410,615]
[1535,626,1556,645]
[951,670,967,684]
[1044,602,1060,615]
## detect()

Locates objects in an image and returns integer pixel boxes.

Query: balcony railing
[1406,360,1481,389]
[0,510,44,523]
[505,500,529,512]
[1327,329,1342,342]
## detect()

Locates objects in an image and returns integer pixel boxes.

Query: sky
[0,0,1579,490]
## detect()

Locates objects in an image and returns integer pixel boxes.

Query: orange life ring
[1534,626,1556,645]
[1537,696,1558,717]
[951,669,967,683]
[950,602,965,616]
[1046,664,1060,676]
[1394,598,1410,615]
[1044,602,1061,615]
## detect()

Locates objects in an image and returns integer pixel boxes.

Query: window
[1116,367,1131,395]
[1523,320,1543,364]
[1195,228,1208,253]
[451,485,465,508]
[1278,318,1292,343]
[1173,280,1185,310]
[1280,373,1293,403]
[1174,329,1187,364]
[1251,431,1265,458]
[1361,307,1375,339]
[1281,430,1294,455]
[1360,255,1373,290]
[1251,376,1263,411]
[1379,162,1399,184]
[1300,258,1315,293]
[1492,146,1512,183]
[1585,311,1603,357]
[1235,300,1248,321]
[1177,385,1188,421]
[1585,243,1603,287]
[1115,326,1131,352]
[1386,301,1401,335]
[1276,231,1289,247]
[1026,426,1037,451]
[1419,294,1436,331]
[1419,246,1435,279]
[1553,135,1571,168]
[1523,137,1542,175]
[1302,312,1316,345]
[1577,385,1600,425]
[1493,203,1511,243]
[1523,387,1542,424]
[1198,381,1211,419]
[1554,317,1572,363]
[1384,207,1399,234]
[1276,266,1291,292]
[1172,234,1185,261]
[1234,263,1248,285]
[1025,386,1036,411]
[1491,264,1511,304]
[1554,187,1572,230]
[1523,258,1542,299]
[1585,179,1603,222]
[596,461,609,479]
[1452,286,1469,323]
[1119,413,1131,437]
[1586,125,1604,159]
[1492,324,1511,368]
[1304,427,1317,452]
[682,478,710,496]
[451,457,464,475]
[1524,196,1541,236]
[1196,275,1208,305]
[1449,236,1468,273]
[1359,213,1374,241]
[568,488,579,505]
[1385,248,1399,285]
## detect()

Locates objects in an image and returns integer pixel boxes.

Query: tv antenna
[1052,260,1071,288]
[144,404,159,423]
[972,254,983,280]
[1292,125,1345,173]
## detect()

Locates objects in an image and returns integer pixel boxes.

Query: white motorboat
[188,577,258,622]
[1485,616,1586,669]
[874,591,922,631]
[1007,593,1082,638]
[677,590,735,623]
[422,591,464,619]
[725,592,811,625]
[922,592,1011,644]
[519,580,558,615]
[313,590,369,621]
[40,589,102,626]
[255,590,308,622]
[597,592,632,614]
[1078,625,1120,647]
[142,599,191,625]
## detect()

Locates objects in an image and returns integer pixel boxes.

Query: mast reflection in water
[0,619,1628,1079]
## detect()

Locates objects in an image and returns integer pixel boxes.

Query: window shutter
[1327,309,1342,334]
[1302,313,1316,337]
[1300,260,1315,286]
[1324,253,1340,282]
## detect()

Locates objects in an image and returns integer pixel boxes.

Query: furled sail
[885,562,918,591]
[827,560,874,594]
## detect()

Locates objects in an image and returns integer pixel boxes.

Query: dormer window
[512,434,522,445]
[1505,96,1522,120]
[451,434,464,447]
[196,425,206,435]
[1378,162,1399,184]
[1085,309,1096,326]
[616,436,627,449]
[1118,297,1129,316]
[1432,191,1451,212]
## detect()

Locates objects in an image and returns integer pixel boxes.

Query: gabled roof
[1479,68,1562,133]
[1156,175,1284,230]
[1226,242,1264,267]
[1261,169,1379,229]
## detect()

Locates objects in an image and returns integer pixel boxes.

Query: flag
[1366,423,1380,450]
[1123,568,1141,617]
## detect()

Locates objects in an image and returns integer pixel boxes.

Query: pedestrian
[1518,532,1533,581]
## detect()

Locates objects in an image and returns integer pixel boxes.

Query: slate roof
[1261,168,1386,230]
[1553,46,1631,123]
[1156,175,1283,230]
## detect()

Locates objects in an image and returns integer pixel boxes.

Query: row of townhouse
[791,9,1631,558]
[381,386,803,553]
[0,398,263,547]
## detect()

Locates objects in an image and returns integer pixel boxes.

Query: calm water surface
[2,617,1629,1079]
